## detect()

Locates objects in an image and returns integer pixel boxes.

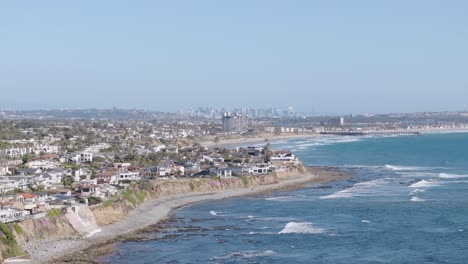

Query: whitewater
[105,133,468,264]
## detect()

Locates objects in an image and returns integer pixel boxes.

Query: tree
[264,143,272,163]
[22,154,30,165]
[214,137,220,145]
[62,175,75,187]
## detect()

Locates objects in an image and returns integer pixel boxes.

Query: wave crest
[211,250,276,260]
[439,173,468,179]
[409,180,439,188]
[410,197,425,202]
[279,222,324,234]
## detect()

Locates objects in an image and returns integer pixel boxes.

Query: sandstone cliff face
[14,215,79,245]
[65,206,101,237]
[92,200,131,226]
[89,168,303,228]
[3,167,306,259]
[2,216,75,260]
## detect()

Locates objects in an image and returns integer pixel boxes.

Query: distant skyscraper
[222,113,248,133]
[328,116,345,127]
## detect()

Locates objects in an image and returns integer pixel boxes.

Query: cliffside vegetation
[0,222,26,259]
[2,166,309,260]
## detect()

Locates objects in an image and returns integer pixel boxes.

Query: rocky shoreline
[9,167,347,264]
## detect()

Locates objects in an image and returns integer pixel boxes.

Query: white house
[153,144,166,152]
[61,152,93,163]
[210,168,233,178]
[117,171,141,182]
[0,176,29,192]
[73,167,92,181]
[270,151,297,162]
[0,207,30,223]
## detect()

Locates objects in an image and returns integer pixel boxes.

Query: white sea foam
[264,195,311,202]
[278,222,325,234]
[320,178,401,199]
[409,180,439,188]
[265,196,293,201]
[343,165,382,169]
[410,189,425,195]
[291,137,361,150]
[211,250,276,260]
[439,173,468,179]
[210,210,219,216]
[384,165,429,171]
[361,220,371,223]
[397,172,439,178]
[410,197,425,202]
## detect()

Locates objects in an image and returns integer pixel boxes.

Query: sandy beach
[13,167,346,264]
[200,133,321,147]
[199,128,468,148]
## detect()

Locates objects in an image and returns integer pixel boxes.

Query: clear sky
[1,1,467,114]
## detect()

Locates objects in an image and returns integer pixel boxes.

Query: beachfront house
[270,150,297,162]
[210,168,233,178]
[117,171,141,182]
[0,204,30,223]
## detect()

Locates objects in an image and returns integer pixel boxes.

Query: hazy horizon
[1,1,467,114]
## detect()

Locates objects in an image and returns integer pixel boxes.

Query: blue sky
[1,1,467,113]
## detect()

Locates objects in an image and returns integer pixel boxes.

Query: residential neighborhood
[0,116,302,225]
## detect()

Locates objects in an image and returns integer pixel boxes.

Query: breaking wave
[320,178,400,199]
[278,222,325,234]
[384,165,429,171]
[264,195,312,202]
[211,250,276,260]
[397,172,439,178]
[409,180,439,188]
[410,189,425,195]
[439,173,468,179]
[410,197,425,202]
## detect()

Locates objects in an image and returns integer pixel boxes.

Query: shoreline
[19,167,347,264]
[199,128,468,148]
[200,133,321,147]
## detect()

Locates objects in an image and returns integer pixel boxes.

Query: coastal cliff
[1,166,344,263]
[90,167,306,227]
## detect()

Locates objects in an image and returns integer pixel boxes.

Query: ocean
[105,132,468,264]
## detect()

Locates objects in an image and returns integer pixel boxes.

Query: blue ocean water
[105,133,468,264]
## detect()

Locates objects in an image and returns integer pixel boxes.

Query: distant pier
[320,131,421,136]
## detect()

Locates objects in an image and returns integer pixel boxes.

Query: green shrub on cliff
[47,209,61,217]
[136,190,146,203]
[189,182,195,191]
[122,189,137,206]
[240,176,249,187]
[0,223,26,258]
[0,223,13,241]
[13,224,23,236]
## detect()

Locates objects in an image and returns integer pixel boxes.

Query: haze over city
[1,1,468,113]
